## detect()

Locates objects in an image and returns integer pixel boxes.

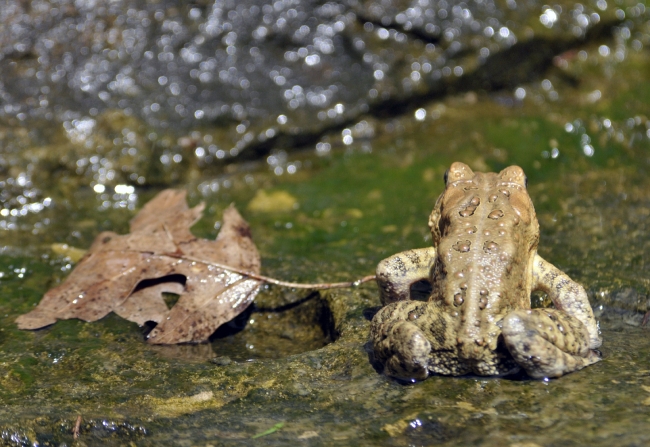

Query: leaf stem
[176,255,376,290]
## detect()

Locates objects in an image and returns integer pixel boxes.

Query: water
[0,0,633,191]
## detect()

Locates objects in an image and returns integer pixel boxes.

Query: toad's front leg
[531,254,602,349]
[375,247,436,305]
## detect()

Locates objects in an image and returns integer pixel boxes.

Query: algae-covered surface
[2,1,650,446]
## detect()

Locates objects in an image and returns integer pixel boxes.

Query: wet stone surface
[0,0,650,445]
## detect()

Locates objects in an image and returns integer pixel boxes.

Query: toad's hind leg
[370,301,432,381]
[502,308,601,379]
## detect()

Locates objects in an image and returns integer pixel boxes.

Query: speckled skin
[370,163,602,380]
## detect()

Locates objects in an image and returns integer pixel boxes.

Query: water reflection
[1,0,625,151]
[0,0,647,234]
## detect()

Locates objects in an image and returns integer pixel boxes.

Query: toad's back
[428,164,540,366]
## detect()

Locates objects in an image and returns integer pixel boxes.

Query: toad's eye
[524,175,528,188]
[443,169,450,185]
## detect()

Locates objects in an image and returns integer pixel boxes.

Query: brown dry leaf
[16,189,262,344]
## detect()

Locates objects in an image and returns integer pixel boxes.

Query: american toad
[370,162,602,380]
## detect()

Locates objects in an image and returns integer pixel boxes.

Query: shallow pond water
[1,1,650,446]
